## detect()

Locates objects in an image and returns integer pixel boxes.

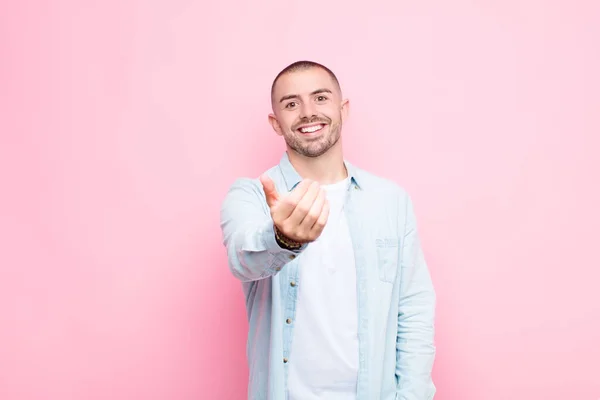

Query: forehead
[273,68,339,97]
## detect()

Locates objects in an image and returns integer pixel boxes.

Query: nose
[299,101,317,119]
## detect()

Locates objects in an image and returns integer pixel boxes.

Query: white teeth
[300,124,323,133]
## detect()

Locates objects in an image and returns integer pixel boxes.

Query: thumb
[260,174,279,208]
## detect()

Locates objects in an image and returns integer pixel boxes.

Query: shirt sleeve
[220,177,306,282]
[396,194,437,400]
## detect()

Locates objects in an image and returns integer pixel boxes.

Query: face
[269,68,349,158]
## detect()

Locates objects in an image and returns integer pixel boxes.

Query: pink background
[1,1,599,399]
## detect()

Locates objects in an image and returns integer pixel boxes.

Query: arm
[396,195,437,399]
[220,178,305,282]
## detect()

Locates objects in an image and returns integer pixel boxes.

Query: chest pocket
[375,238,400,283]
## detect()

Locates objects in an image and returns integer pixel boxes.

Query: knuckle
[296,205,310,215]
[283,197,297,207]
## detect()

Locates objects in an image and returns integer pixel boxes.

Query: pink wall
[1,1,599,399]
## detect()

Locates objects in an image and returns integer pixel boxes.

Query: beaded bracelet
[274,226,303,250]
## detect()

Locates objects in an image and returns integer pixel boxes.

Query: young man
[220,61,436,400]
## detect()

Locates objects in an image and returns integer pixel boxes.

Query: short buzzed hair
[270,60,341,102]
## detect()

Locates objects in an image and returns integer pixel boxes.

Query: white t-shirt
[287,177,359,400]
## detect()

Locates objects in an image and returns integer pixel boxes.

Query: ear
[340,98,350,123]
[268,113,283,136]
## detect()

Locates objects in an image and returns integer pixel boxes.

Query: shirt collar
[277,151,363,192]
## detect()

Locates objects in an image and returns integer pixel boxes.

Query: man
[220,60,436,400]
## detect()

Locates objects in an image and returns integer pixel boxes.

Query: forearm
[223,218,303,281]
[220,178,305,282]
[395,260,436,399]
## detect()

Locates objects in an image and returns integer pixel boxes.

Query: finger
[288,181,321,225]
[310,199,330,235]
[285,179,313,204]
[275,179,313,217]
[259,174,279,208]
[299,187,326,229]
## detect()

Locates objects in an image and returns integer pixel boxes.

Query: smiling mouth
[297,124,326,134]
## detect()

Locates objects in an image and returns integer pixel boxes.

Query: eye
[316,95,328,102]
[285,101,297,109]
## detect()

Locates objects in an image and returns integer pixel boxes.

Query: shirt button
[286,318,292,324]
[283,357,289,363]
[290,281,296,287]
[275,267,281,272]
[288,254,296,260]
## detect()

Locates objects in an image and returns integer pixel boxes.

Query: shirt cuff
[260,221,307,277]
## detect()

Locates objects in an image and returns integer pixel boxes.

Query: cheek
[282,115,299,131]
[321,106,340,119]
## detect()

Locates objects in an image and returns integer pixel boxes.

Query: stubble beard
[285,118,342,158]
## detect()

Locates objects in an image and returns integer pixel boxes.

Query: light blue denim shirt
[220,152,436,400]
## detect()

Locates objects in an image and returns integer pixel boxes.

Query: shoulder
[226,177,261,195]
[223,164,280,199]
[351,163,410,202]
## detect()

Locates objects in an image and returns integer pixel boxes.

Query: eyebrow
[279,88,333,103]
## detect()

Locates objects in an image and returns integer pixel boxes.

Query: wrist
[274,225,303,251]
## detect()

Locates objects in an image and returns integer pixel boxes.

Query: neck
[286,144,347,185]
